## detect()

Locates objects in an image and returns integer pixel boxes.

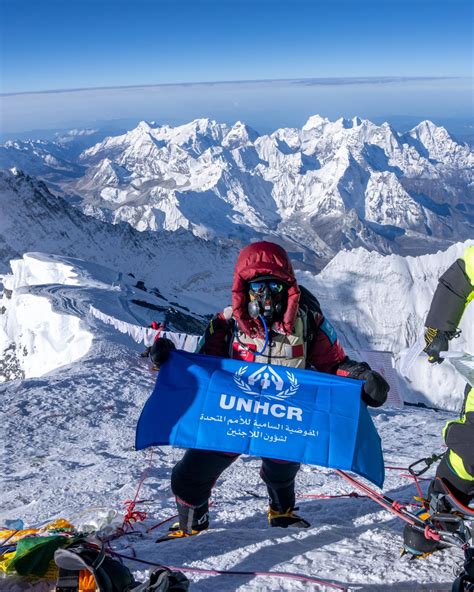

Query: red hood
[231,241,300,336]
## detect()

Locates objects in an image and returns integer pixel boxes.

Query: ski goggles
[249,280,285,294]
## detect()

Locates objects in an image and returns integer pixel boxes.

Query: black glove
[423,327,450,364]
[150,338,176,368]
[360,370,389,408]
[338,359,389,407]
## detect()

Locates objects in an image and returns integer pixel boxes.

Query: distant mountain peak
[223,121,260,148]
[179,118,217,133]
[410,119,449,137]
[302,114,330,131]
[135,120,157,132]
[2,114,472,265]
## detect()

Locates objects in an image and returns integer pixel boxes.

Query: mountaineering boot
[263,478,309,528]
[403,478,471,558]
[402,507,447,557]
[156,498,209,542]
[140,347,151,358]
[268,506,310,529]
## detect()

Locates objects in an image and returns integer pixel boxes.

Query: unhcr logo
[218,365,303,421]
[233,365,300,401]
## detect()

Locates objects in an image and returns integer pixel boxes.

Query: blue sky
[2,0,472,92]
[0,0,472,134]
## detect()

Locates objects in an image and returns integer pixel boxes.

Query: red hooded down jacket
[232,241,300,337]
[199,241,349,374]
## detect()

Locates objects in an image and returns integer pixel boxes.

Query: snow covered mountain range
[1,115,473,264]
[0,168,238,319]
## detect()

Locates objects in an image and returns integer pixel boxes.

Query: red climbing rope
[120,451,154,533]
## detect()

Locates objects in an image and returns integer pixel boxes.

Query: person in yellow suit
[404,245,474,556]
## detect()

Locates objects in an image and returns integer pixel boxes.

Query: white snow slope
[1,246,473,591]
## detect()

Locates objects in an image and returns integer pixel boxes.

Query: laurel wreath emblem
[233,366,260,396]
[233,367,299,400]
[273,371,299,400]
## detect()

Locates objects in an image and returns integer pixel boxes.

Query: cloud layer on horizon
[1,76,472,135]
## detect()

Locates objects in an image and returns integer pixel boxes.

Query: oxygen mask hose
[256,314,269,355]
[234,314,270,356]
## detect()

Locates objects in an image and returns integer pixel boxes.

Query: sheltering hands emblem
[233,365,299,401]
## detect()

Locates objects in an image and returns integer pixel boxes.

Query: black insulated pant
[171,448,300,511]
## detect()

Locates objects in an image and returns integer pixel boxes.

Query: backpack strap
[55,568,79,592]
[54,540,116,592]
[298,284,321,347]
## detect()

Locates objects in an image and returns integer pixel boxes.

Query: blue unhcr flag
[136,350,384,487]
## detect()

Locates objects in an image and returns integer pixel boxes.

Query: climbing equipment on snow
[54,538,191,591]
[336,469,472,553]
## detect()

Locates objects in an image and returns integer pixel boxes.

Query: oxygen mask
[248,279,286,322]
